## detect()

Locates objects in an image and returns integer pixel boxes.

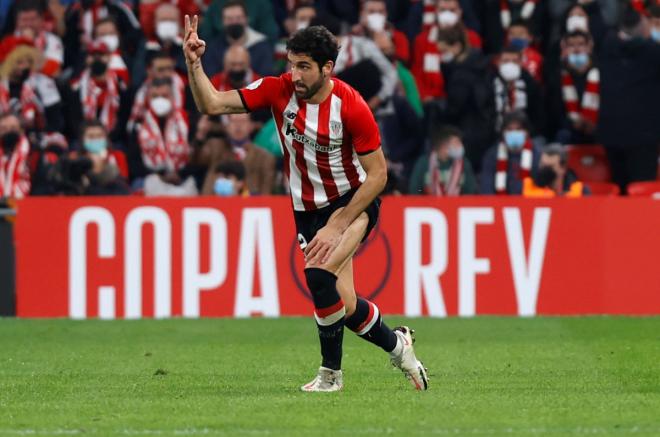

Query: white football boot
[300,366,344,392]
[390,326,429,390]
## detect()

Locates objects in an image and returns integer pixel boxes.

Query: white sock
[388,334,404,358]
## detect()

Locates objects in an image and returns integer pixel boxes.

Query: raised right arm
[183,15,246,115]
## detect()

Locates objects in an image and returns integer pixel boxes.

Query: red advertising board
[14,196,660,318]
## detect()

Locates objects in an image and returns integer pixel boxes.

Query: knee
[304,267,337,298]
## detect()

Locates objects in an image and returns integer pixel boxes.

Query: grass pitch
[1,317,659,436]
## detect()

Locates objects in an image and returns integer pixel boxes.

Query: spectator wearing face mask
[481,111,541,195]
[62,119,130,195]
[0,113,30,199]
[67,40,129,144]
[128,52,187,135]
[63,0,142,73]
[93,18,129,85]
[207,160,250,197]
[412,0,483,102]
[273,2,317,74]
[546,31,599,144]
[544,1,609,71]
[523,143,589,197]
[137,0,200,41]
[598,7,660,193]
[202,0,274,77]
[435,26,495,170]
[221,113,274,195]
[210,45,261,91]
[477,0,547,55]
[493,45,545,135]
[505,20,544,82]
[0,36,63,134]
[409,125,478,195]
[351,0,410,64]
[11,0,64,78]
[199,0,278,43]
[131,77,190,182]
[144,3,188,75]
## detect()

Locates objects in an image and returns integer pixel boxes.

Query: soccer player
[183,15,429,392]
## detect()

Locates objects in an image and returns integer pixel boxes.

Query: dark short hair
[436,25,468,49]
[216,160,246,181]
[542,143,568,166]
[222,0,248,16]
[502,110,530,132]
[93,17,119,36]
[81,119,107,138]
[430,125,462,149]
[147,51,174,67]
[502,44,523,56]
[508,19,530,32]
[150,77,173,88]
[15,0,44,15]
[563,30,592,44]
[620,6,642,32]
[286,25,339,70]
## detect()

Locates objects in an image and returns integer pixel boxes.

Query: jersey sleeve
[345,92,381,155]
[237,76,281,112]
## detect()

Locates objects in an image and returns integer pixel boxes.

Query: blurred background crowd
[0,0,659,201]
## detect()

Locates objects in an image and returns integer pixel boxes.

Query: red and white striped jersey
[238,73,381,211]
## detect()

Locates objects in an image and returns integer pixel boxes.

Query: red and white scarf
[127,74,185,133]
[0,135,31,199]
[494,76,528,127]
[495,139,533,194]
[138,108,190,172]
[561,68,600,126]
[73,70,121,132]
[422,0,436,32]
[500,0,537,29]
[79,2,109,46]
[428,151,463,196]
[0,78,43,129]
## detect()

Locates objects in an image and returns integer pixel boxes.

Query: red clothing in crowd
[412,26,483,101]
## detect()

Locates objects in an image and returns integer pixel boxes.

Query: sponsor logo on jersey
[284,122,339,153]
[245,78,263,90]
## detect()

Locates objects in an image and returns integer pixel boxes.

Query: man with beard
[183,16,429,392]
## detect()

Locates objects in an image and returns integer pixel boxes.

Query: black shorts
[293,189,381,251]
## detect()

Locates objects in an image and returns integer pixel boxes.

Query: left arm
[304,148,387,265]
[329,149,387,232]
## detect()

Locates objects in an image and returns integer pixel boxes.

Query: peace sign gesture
[183,15,206,65]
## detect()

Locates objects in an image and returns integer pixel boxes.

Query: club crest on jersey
[330,121,343,137]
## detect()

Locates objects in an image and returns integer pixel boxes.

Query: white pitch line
[0,427,656,436]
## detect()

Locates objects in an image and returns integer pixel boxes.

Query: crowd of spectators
[0,0,659,201]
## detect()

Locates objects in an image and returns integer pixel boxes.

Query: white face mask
[437,10,459,27]
[366,13,386,32]
[296,20,309,31]
[440,50,455,63]
[499,62,521,81]
[99,34,119,52]
[150,96,172,117]
[566,15,588,32]
[156,21,179,41]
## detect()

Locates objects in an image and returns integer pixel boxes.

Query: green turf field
[1,317,659,436]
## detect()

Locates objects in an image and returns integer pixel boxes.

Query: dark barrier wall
[0,219,16,316]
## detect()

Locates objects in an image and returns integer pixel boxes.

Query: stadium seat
[586,182,620,196]
[627,181,660,198]
[566,145,612,183]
